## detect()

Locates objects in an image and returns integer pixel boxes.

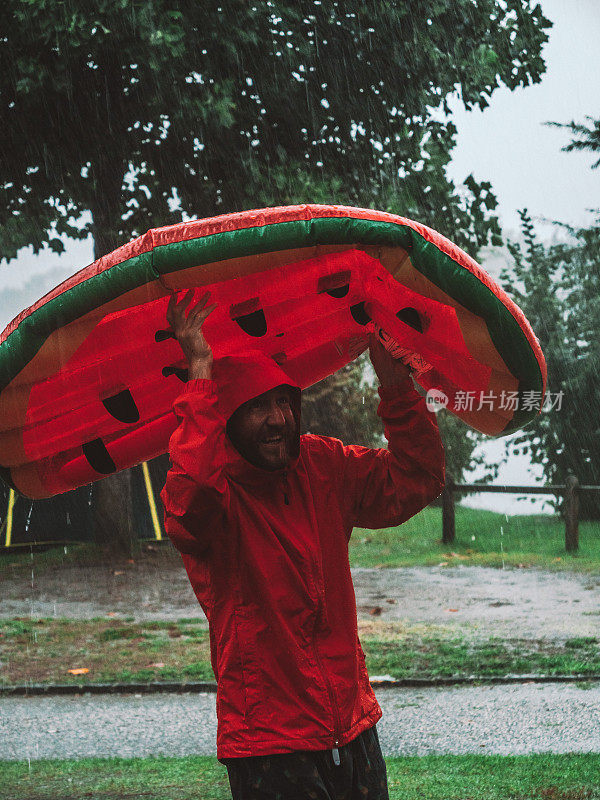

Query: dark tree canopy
[1,0,551,261]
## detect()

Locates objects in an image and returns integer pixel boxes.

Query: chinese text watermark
[425,389,563,414]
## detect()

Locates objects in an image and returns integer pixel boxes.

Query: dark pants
[221,725,389,800]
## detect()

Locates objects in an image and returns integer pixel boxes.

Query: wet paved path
[4,564,600,639]
[2,682,600,761]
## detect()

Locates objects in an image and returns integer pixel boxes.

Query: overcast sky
[1,0,598,513]
[446,0,600,512]
[448,0,600,239]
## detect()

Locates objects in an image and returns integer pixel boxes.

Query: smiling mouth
[261,435,284,445]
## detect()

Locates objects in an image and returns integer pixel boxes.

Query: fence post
[442,475,455,544]
[565,475,579,552]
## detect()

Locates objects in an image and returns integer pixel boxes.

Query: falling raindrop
[24,502,33,535]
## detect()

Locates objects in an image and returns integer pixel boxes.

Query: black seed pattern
[326,284,349,298]
[102,390,140,424]
[155,329,176,342]
[82,439,116,475]
[350,302,371,326]
[162,366,189,383]
[396,307,424,333]
[318,271,351,298]
[233,309,267,337]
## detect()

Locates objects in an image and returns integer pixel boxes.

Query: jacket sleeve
[342,378,445,529]
[160,379,230,556]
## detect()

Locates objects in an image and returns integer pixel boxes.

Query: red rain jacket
[161,354,444,759]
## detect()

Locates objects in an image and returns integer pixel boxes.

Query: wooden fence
[442,476,600,552]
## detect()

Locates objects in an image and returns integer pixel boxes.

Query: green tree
[503,209,600,518]
[1,0,551,259]
[436,410,497,484]
[0,0,552,547]
[301,355,381,447]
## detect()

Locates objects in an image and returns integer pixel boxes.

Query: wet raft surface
[0,205,545,498]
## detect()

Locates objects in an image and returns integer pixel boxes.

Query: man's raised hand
[368,334,411,388]
[166,290,217,380]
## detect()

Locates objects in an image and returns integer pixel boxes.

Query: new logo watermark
[425,389,449,412]
[425,389,563,413]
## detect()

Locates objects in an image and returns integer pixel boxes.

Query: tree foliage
[546,116,600,169]
[501,118,600,517]
[301,355,381,447]
[1,0,552,261]
[502,208,600,518]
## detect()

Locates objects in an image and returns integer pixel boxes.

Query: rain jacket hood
[212,351,301,421]
[212,352,301,466]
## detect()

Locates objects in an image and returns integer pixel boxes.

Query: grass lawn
[2,753,600,799]
[2,506,600,687]
[3,506,600,573]
[0,617,214,686]
[349,505,600,571]
[2,616,599,686]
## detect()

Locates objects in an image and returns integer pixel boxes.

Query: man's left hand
[369,334,411,388]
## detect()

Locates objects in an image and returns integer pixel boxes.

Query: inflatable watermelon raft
[0,205,546,498]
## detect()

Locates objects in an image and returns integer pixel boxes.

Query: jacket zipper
[282,470,290,505]
[283,469,339,762]
[311,607,343,765]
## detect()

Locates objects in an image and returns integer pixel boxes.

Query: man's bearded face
[228,385,298,470]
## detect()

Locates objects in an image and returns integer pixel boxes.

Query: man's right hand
[166,290,217,380]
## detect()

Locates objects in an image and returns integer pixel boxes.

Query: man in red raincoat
[161,290,445,799]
